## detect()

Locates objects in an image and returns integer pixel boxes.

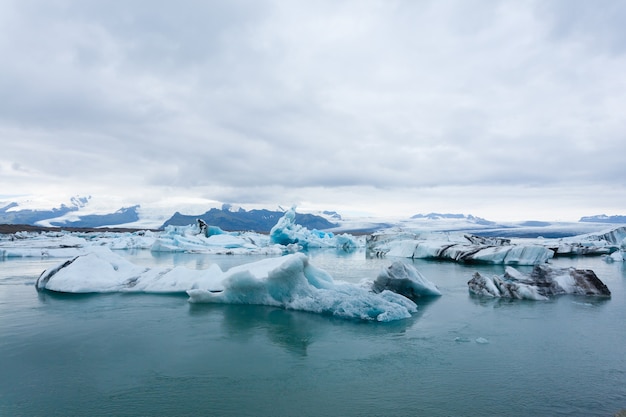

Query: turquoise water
[1,250,625,416]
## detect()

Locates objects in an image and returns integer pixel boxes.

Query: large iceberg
[36,246,224,293]
[36,248,418,322]
[366,230,553,265]
[468,264,611,300]
[187,253,416,322]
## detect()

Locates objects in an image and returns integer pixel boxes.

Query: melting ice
[36,248,439,322]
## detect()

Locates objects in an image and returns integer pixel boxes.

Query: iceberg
[542,226,626,257]
[36,248,418,322]
[367,230,552,265]
[603,250,624,263]
[269,206,358,249]
[188,252,416,322]
[371,261,442,300]
[150,223,283,255]
[468,264,611,300]
[0,229,157,258]
[150,210,361,254]
[0,232,92,258]
[1,207,361,258]
[36,246,224,293]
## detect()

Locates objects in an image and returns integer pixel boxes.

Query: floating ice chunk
[543,226,626,257]
[36,248,417,322]
[603,251,624,262]
[372,261,441,300]
[188,253,417,322]
[468,264,611,300]
[151,224,280,254]
[367,230,552,265]
[0,233,91,258]
[269,206,358,249]
[36,247,225,293]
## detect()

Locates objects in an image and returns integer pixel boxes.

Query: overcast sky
[1,0,625,221]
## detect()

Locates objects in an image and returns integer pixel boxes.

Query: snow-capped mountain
[580,214,626,223]
[1,194,625,237]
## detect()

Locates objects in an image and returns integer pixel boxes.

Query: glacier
[468,264,611,300]
[36,248,420,322]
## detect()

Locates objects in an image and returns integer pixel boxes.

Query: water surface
[1,251,625,416]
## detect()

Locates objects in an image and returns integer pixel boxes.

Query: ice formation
[187,252,416,322]
[366,231,553,265]
[36,246,224,293]
[541,226,626,257]
[371,261,442,300]
[269,206,358,249]
[0,207,361,258]
[468,264,611,300]
[0,230,155,258]
[150,223,283,255]
[36,248,418,322]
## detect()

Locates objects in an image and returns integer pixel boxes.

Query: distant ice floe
[150,223,284,255]
[36,248,443,322]
[0,208,363,258]
[366,230,553,265]
[366,226,626,265]
[0,230,157,259]
[151,207,360,254]
[468,265,611,300]
[269,206,359,249]
[539,226,626,257]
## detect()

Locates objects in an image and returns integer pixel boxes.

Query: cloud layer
[2,0,625,220]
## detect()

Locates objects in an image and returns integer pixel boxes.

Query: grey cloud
[1,0,625,219]
[536,0,626,54]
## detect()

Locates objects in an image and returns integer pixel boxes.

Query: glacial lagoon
[1,249,625,416]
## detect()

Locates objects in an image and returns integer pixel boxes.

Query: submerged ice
[36,248,421,322]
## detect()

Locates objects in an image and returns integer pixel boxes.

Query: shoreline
[0,224,160,234]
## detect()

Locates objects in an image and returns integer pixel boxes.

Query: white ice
[36,248,417,322]
[368,231,553,265]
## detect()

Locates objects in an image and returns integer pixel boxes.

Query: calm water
[1,249,625,416]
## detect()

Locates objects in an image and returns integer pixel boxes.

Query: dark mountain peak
[161,207,338,232]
